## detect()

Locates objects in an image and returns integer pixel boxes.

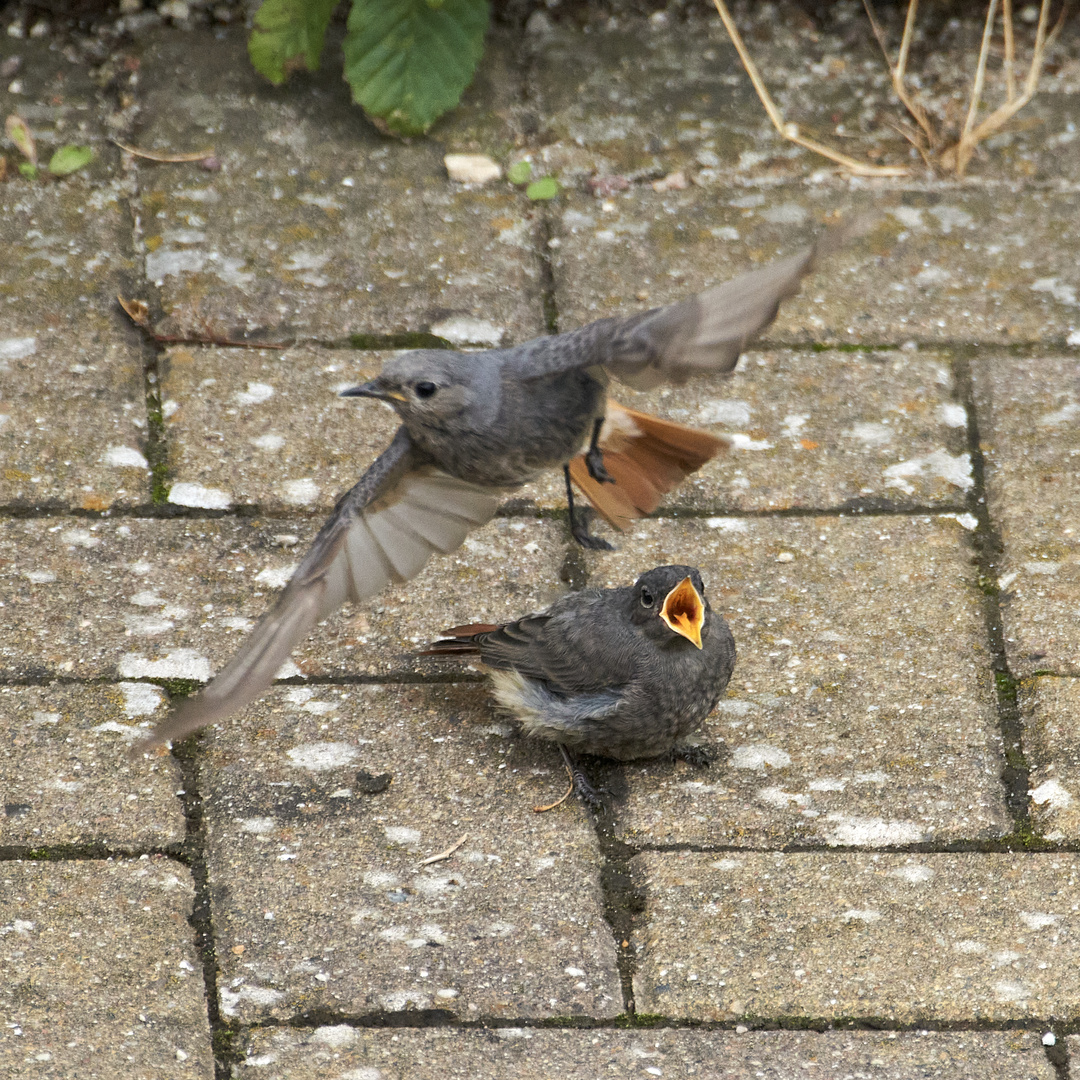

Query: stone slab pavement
[1,2,1078,1078]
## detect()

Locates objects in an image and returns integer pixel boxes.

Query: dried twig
[419,833,468,866]
[710,0,909,177]
[533,761,575,813]
[111,138,215,162]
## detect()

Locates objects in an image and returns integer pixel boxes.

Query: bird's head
[341,350,478,426]
[632,565,708,649]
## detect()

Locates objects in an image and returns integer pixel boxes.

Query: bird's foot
[560,744,608,813]
[570,507,615,551]
[672,743,713,769]
[585,445,614,485]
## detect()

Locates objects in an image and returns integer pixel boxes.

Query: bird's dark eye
[414,381,437,399]
[640,587,654,608]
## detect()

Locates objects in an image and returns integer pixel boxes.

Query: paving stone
[1021,675,1080,841]
[0,858,212,1078]
[552,184,1080,347]
[1,44,148,509]
[201,683,621,1023]
[973,356,1080,677]
[131,26,543,344]
[159,346,398,513]
[530,12,1080,184]
[0,683,184,848]
[581,515,1008,847]
[236,1025,1054,1079]
[160,344,974,516]
[633,851,1080,1022]
[0,515,568,684]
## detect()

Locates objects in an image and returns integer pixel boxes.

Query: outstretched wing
[134,426,505,753]
[509,216,870,388]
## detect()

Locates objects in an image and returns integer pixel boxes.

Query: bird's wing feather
[511,216,872,388]
[134,427,504,753]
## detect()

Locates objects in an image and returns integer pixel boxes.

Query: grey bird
[422,565,735,805]
[133,224,854,754]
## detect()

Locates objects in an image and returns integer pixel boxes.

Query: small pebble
[29,19,49,38]
[776,552,795,563]
[199,155,222,172]
[0,55,19,77]
[158,0,190,19]
[1043,1032,1056,1046]
[119,0,144,12]
[444,153,501,185]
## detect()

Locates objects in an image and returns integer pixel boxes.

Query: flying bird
[134,223,857,754]
[422,565,735,806]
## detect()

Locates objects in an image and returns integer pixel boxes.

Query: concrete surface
[1,1,1078,1077]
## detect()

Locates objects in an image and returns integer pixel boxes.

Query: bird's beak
[340,381,407,403]
[659,576,704,649]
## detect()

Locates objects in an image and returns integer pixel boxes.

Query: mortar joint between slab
[951,349,1033,833]
[0,843,183,862]
[170,740,243,1080]
[1043,1026,1070,1080]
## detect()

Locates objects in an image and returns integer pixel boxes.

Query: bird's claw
[672,743,713,769]
[585,447,614,485]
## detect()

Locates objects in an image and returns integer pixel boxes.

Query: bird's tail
[568,401,727,531]
[418,623,501,658]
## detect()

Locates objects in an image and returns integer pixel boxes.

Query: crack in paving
[952,349,1033,831]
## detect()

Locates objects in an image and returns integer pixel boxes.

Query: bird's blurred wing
[134,427,504,753]
[512,215,872,388]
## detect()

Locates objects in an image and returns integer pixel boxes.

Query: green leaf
[248,0,340,85]
[506,160,531,185]
[526,176,559,201]
[18,161,39,180]
[343,0,489,137]
[48,144,94,176]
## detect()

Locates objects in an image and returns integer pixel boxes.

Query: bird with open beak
[422,565,735,806]
[131,219,865,755]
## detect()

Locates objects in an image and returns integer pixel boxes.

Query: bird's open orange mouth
[659,576,704,649]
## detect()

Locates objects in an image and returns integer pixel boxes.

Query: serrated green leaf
[248,0,340,85]
[18,162,39,180]
[506,160,531,185]
[526,176,559,201]
[48,144,94,176]
[343,0,489,137]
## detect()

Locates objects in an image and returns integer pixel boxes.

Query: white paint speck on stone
[120,682,163,717]
[929,205,974,233]
[1031,278,1078,306]
[118,649,212,681]
[219,985,285,1017]
[168,482,232,509]
[760,202,808,225]
[281,478,319,506]
[103,445,149,469]
[883,449,972,493]
[706,517,749,532]
[993,980,1029,1003]
[1038,402,1079,426]
[841,908,882,922]
[233,381,275,406]
[843,422,893,447]
[731,744,792,770]
[1031,779,1073,810]
[285,742,359,771]
[1020,911,1060,930]
[384,826,422,846]
[310,1025,358,1048]
[430,316,506,346]
[23,570,57,584]
[256,564,296,589]
[825,814,922,846]
[124,614,174,636]
[240,817,276,834]
[730,433,774,451]
[697,399,752,426]
[251,433,286,451]
[808,778,846,792]
[0,336,37,360]
[890,863,934,883]
[60,528,101,549]
[937,403,968,428]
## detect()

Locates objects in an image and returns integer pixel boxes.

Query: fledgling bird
[423,565,735,804]
[133,222,857,755]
